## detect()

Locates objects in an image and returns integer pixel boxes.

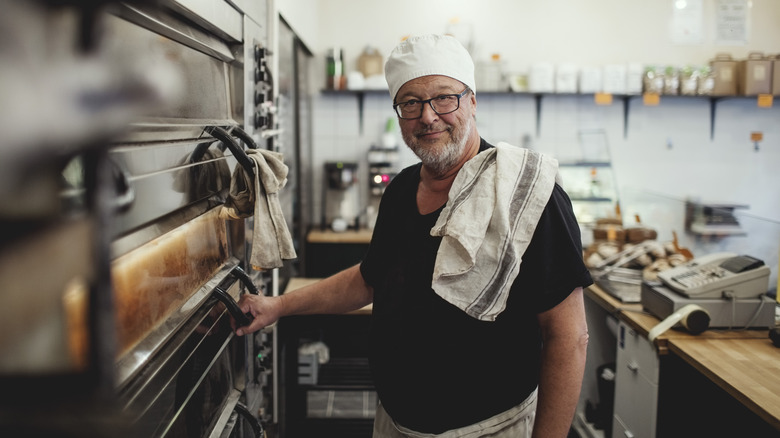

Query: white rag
[430,143,560,321]
[220,148,297,270]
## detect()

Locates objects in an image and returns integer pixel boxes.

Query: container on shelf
[529,62,555,93]
[555,63,579,93]
[357,46,383,79]
[602,64,627,95]
[326,47,346,90]
[643,66,664,94]
[626,63,644,95]
[738,52,772,95]
[710,53,737,96]
[680,65,698,96]
[476,53,506,92]
[696,66,715,95]
[663,66,680,95]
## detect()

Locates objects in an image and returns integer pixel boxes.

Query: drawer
[613,369,658,438]
[616,321,659,385]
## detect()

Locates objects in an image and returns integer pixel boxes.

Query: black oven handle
[212,287,253,328]
[108,157,135,212]
[205,126,255,177]
[231,265,260,295]
[233,402,264,437]
[228,125,259,150]
[211,264,261,328]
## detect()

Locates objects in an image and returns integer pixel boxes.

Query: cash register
[642,252,775,330]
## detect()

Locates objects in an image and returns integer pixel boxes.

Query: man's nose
[419,102,439,124]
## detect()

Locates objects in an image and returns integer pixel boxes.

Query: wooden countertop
[307,228,373,244]
[586,283,779,431]
[284,277,372,315]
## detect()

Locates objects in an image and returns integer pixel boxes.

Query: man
[235,34,591,437]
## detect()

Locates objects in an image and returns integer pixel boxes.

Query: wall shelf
[321,89,387,134]
[321,89,773,141]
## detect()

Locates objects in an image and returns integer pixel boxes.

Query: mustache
[415,124,450,136]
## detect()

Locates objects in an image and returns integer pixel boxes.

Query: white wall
[311,0,780,73]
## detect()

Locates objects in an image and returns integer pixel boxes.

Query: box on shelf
[773,55,780,96]
[602,64,627,94]
[738,52,773,95]
[710,53,737,96]
[529,62,555,93]
[476,54,506,92]
[580,66,602,94]
[626,63,644,95]
[555,64,579,93]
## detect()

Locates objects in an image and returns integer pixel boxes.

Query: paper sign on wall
[670,0,703,45]
[716,0,750,45]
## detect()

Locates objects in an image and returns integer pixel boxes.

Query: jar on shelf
[643,66,664,94]
[663,66,680,95]
[696,66,714,96]
[326,47,346,90]
[680,65,697,96]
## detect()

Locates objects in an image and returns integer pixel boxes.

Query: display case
[557,129,621,246]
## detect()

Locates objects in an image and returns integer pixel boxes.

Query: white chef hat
[384,34,476,101]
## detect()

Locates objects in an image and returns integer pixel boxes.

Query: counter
[304,229,372,277]
[306,228,373,244]
[583,284,780,436]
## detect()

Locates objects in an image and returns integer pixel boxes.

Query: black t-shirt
[360,139,593,433]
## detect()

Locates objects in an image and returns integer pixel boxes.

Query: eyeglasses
[393,88,471,120]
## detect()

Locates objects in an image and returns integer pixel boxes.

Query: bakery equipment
[368,146,398,196]
[0,1,277,436]
[321,161,359,231]
[641,281,775,330]
[656,252,770,299]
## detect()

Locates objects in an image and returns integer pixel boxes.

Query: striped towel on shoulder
[430,142,559,321]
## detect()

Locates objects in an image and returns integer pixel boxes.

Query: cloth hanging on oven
[221,148,297,269]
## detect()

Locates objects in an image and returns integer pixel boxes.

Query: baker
[234,34,592,437]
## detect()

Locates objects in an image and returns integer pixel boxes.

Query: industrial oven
[0,0,281,436]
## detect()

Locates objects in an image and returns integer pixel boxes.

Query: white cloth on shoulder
[430,143,560,321]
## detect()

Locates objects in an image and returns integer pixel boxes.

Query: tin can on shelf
[738,52,772,96]
[772,55,780,96]
[710,53,737,96]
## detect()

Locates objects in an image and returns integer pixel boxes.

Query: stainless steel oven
[0,1,278,437]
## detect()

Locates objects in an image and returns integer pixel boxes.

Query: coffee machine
[321,161,359,231]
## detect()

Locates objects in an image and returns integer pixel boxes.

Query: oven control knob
[256,351,271,371]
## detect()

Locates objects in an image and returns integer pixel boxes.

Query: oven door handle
[109,157,135,212]
[212,287,253,328]
[231,265,260,295]
[205,126,254,177]
[233,402,264,437]
[228,125,259,150]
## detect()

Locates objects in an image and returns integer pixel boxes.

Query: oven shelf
[312,357,374,390]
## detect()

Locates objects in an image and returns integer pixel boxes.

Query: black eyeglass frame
[393,88,471,119]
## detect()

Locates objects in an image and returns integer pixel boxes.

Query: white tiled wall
[310,92,780,287]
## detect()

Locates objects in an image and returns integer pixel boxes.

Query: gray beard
[405,116,474,176]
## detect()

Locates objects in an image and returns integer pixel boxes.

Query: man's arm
[532,287,589,438]
[234,264,373,336]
